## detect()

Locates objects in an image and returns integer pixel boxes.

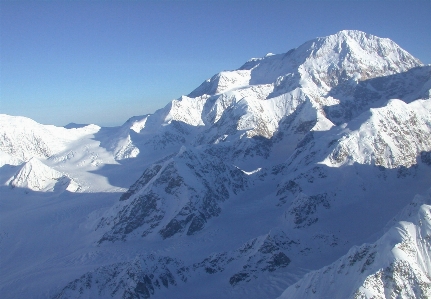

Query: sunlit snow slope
[277,189,431,299]
[1,30,431,299]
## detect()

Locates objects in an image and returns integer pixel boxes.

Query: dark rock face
[47,31,431,299]
[229,272,250,286]
[288,193,330,228]
[53,255,189,299]
[98,147,248,242]
[265,252,291,272]
[120,165,162,201]
[99,191,164,243]
[55,230,298,298]
[189,230,297,287]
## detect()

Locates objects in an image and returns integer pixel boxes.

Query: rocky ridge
[1,30,431,299]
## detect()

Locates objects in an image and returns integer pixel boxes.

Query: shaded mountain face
[277,189,431,299]
[94,29,430,243]
[96,147,249,242]
[1,30,431,299]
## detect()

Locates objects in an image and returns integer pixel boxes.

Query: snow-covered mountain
[277,188,431,299]
[1,30,430,299]
[6,157,80,192]
[96,146,249,242]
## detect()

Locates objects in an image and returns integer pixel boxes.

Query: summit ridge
[1,30,430,299]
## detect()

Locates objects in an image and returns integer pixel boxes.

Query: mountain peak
[188,30,422,98]
[7,157,79,192]
[2,30,430,299]
[333,29,369,38]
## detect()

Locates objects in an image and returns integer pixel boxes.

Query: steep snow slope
[324,99,431,168]
[277,189,431,299]
[53,101,431,298]
[7,157,79,192]
[0,115,128,192]
[53,31,430,299]
[0,114,99,161]
[96,146,248,242]
[280,97,431,172]
[190,30,421,98]
[97,30,424,169]
[93,30,431,249]
[1,30,431,299]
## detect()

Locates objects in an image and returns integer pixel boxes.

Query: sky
[1,0,430,127]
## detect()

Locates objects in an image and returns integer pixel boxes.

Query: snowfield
[1,30,431,299]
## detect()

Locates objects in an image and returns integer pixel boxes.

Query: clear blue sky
[1,0,430,127]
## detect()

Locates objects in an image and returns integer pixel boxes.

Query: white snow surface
[277,189,431,299]
[1,30,431,299]
[7,157,79,192]
[0,114,100,161]
[321,98,431,168]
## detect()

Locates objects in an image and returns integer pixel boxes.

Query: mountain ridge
[0,30,430,299]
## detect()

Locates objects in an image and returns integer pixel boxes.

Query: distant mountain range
[1,30,430,299]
